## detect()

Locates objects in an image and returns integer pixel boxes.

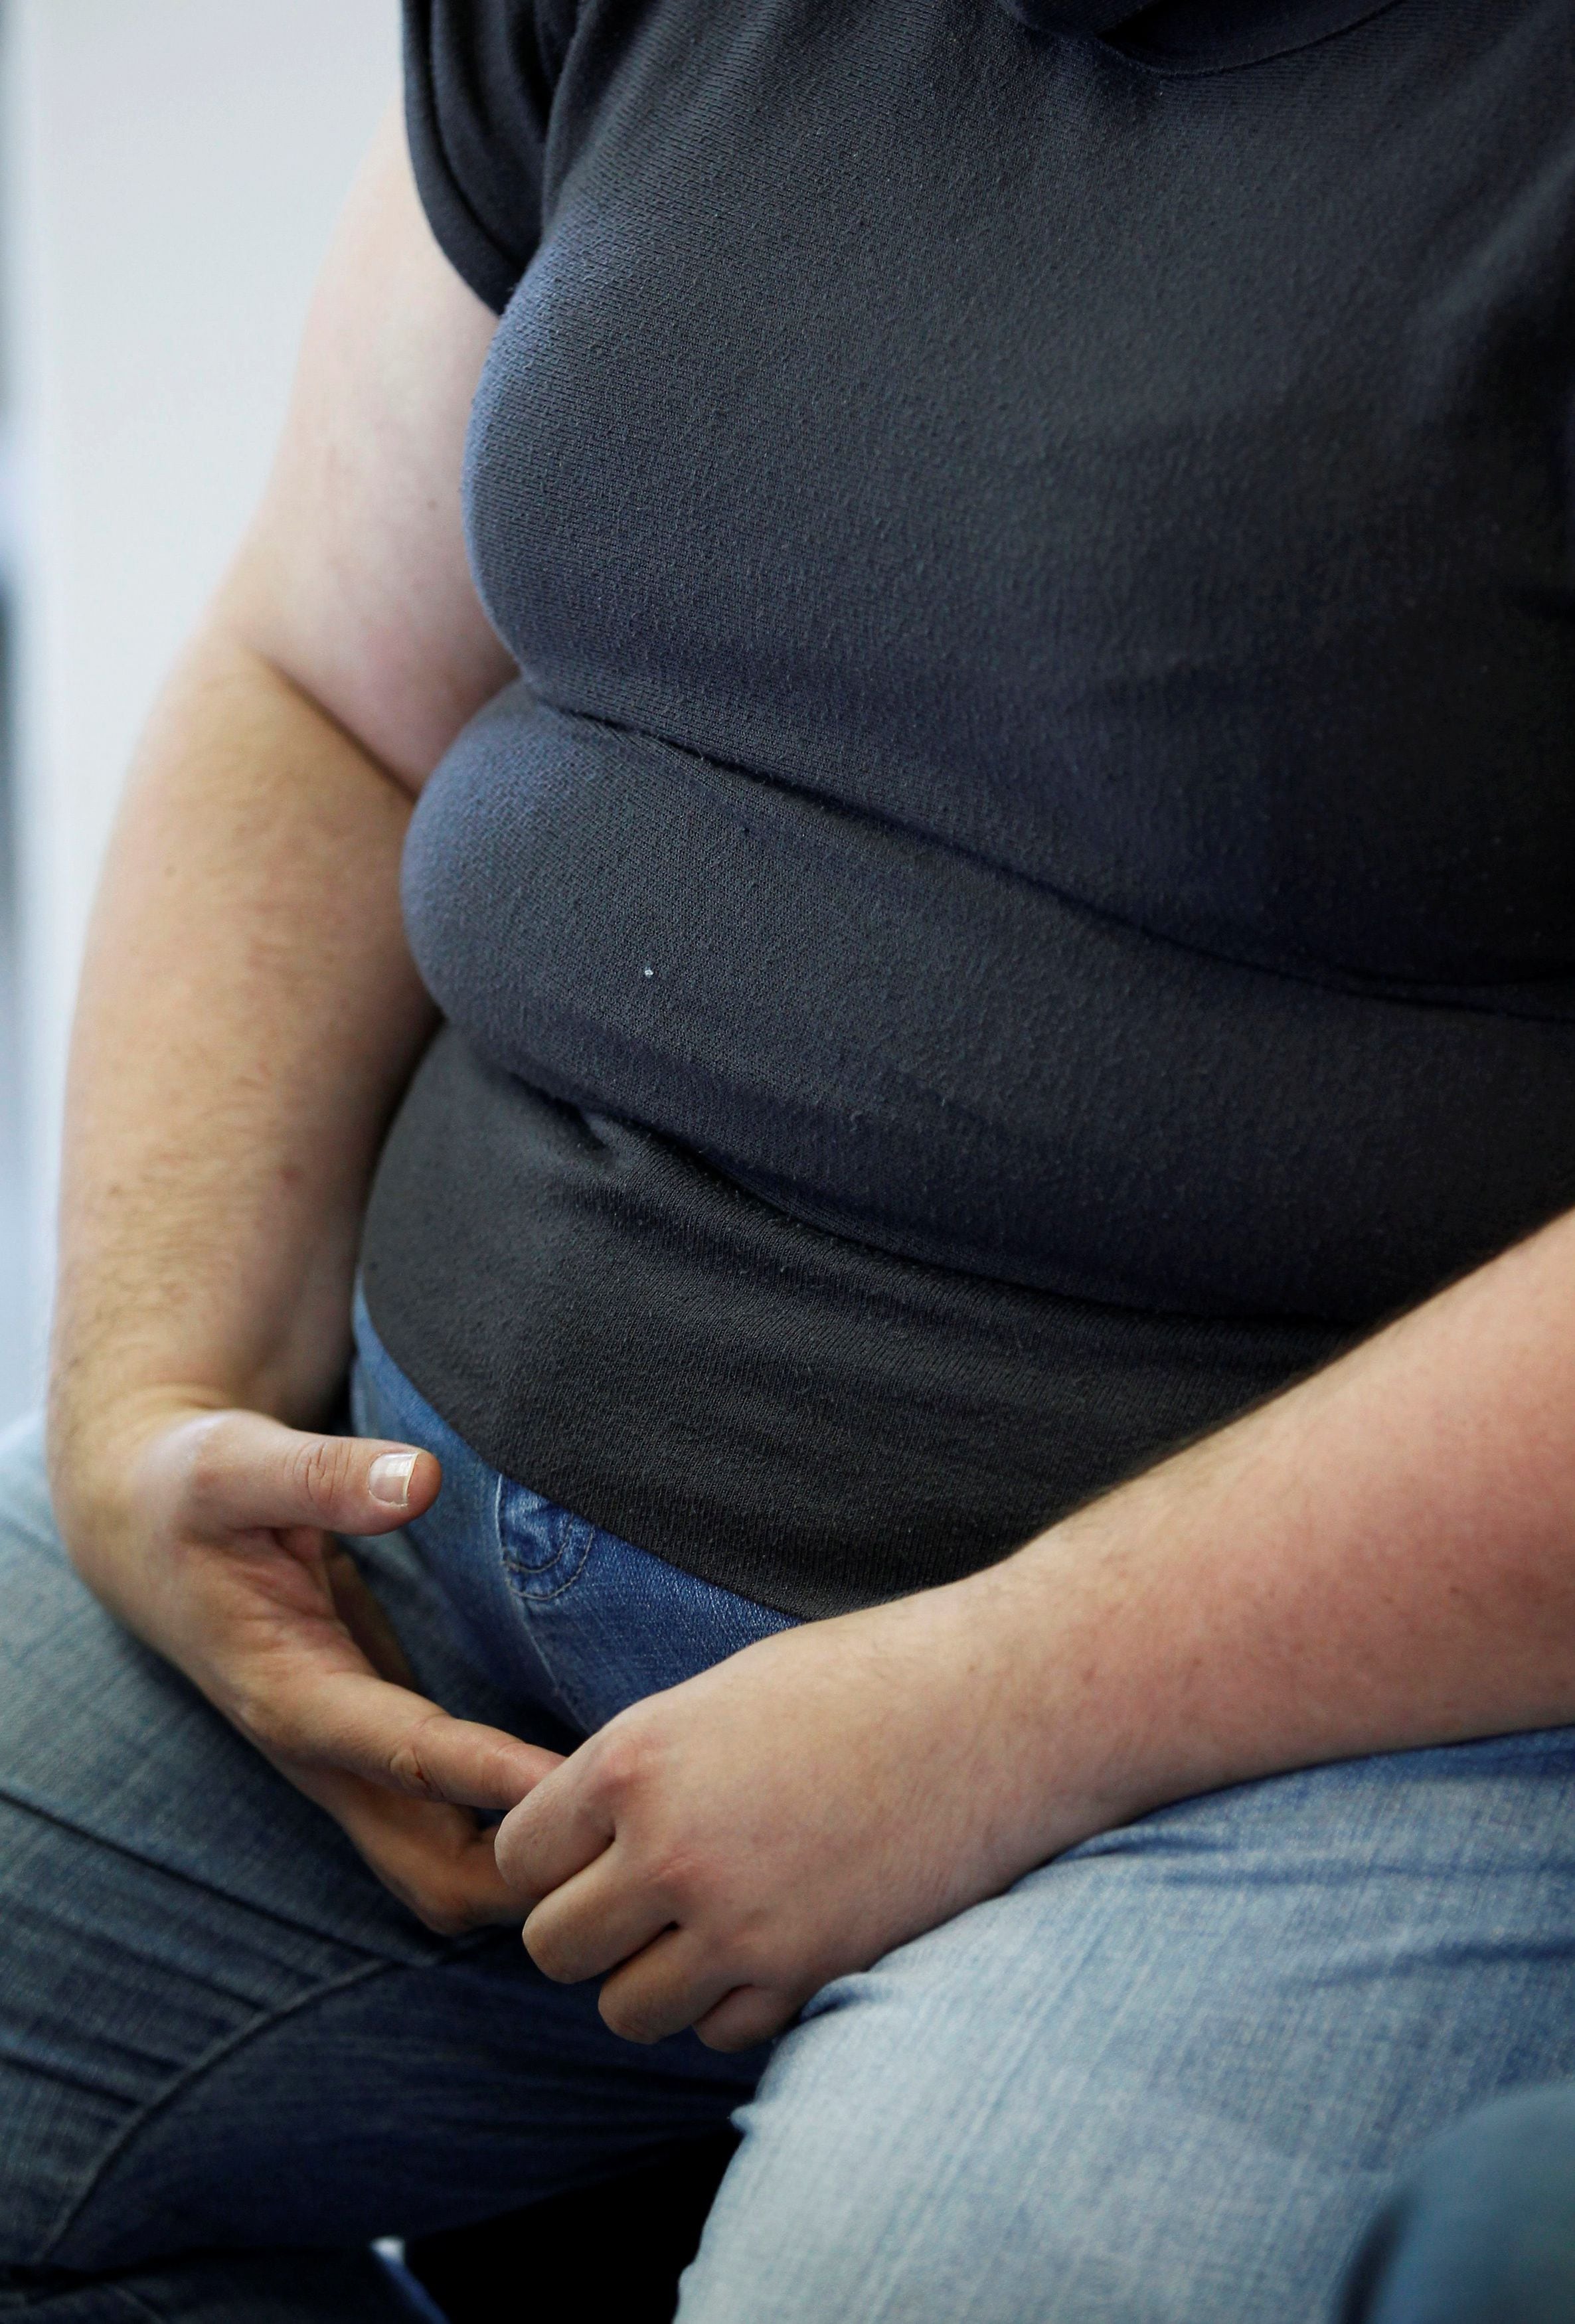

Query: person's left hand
[493,1578,1080,2050]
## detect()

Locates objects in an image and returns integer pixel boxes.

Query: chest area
[463,0,1575,980]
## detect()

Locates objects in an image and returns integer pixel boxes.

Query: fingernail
[367,1451,418,1508]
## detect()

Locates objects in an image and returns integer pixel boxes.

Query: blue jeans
[7,1304,1575,2321]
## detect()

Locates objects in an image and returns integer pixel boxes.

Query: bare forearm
[973,1206,1575,1847]
[49,612,434,1523]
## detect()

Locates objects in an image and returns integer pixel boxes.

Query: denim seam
[497,1547,593,1606]
[0,1782,426,1967]
[489,1588,596,1732]
[0,1788,479,2270]
[37,1951,413,2267]
[489,1476,600,1728]
[493,1476,596,1603]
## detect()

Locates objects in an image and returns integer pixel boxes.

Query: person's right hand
[52,1402,560,1934]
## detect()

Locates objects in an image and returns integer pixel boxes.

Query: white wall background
[1,0,398,1400]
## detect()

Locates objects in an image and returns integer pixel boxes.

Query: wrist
[834,1560,1147,1895]
[46,1259,360,1529]
[46,1370,230,1584]
[940,1529,1200,1865]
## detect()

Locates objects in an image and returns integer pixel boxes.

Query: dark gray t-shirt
[363,0,1575,1615]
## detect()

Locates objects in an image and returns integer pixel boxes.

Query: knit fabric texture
[365,0,1575,1614]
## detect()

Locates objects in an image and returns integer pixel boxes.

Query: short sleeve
[402,0,574,314]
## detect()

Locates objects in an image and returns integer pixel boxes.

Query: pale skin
[48,105,1575,2054]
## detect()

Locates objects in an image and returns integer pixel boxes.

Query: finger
[323,1546,416,1686]
[165,1408,443,1541]
[596,1926,741,2046]
[521,1844,673,1983]
[495,1764,616,1906]
[297,1762,527,1935]
[256,1662,562,1811]
[693,1985,797,2053]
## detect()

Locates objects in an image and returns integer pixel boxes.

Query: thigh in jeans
[681,1732,1575,2324]
[0,1411,752,2295]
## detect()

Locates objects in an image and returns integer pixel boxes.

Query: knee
[675,2027,1180,2324]
[1343,2086,1575,2324]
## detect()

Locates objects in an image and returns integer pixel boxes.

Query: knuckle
[288,1434,355,1523]
[592,1719,659,1801]
[637,1835,707,1912]
[387,1730,445,1802]
[646,1859,695,1916]
[180,1417,238,1523]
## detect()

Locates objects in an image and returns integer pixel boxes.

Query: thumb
[170,1408,442,1540]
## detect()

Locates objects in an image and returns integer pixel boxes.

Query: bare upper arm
[216,104,516,791]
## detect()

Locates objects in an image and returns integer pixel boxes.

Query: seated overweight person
[9,2,1575,2317]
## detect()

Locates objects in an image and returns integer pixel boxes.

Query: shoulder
[403,0,582,313]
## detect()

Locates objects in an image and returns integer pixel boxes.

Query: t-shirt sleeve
[402,0,572,314]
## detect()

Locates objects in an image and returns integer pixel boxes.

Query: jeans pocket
[495,1475,596,1604]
